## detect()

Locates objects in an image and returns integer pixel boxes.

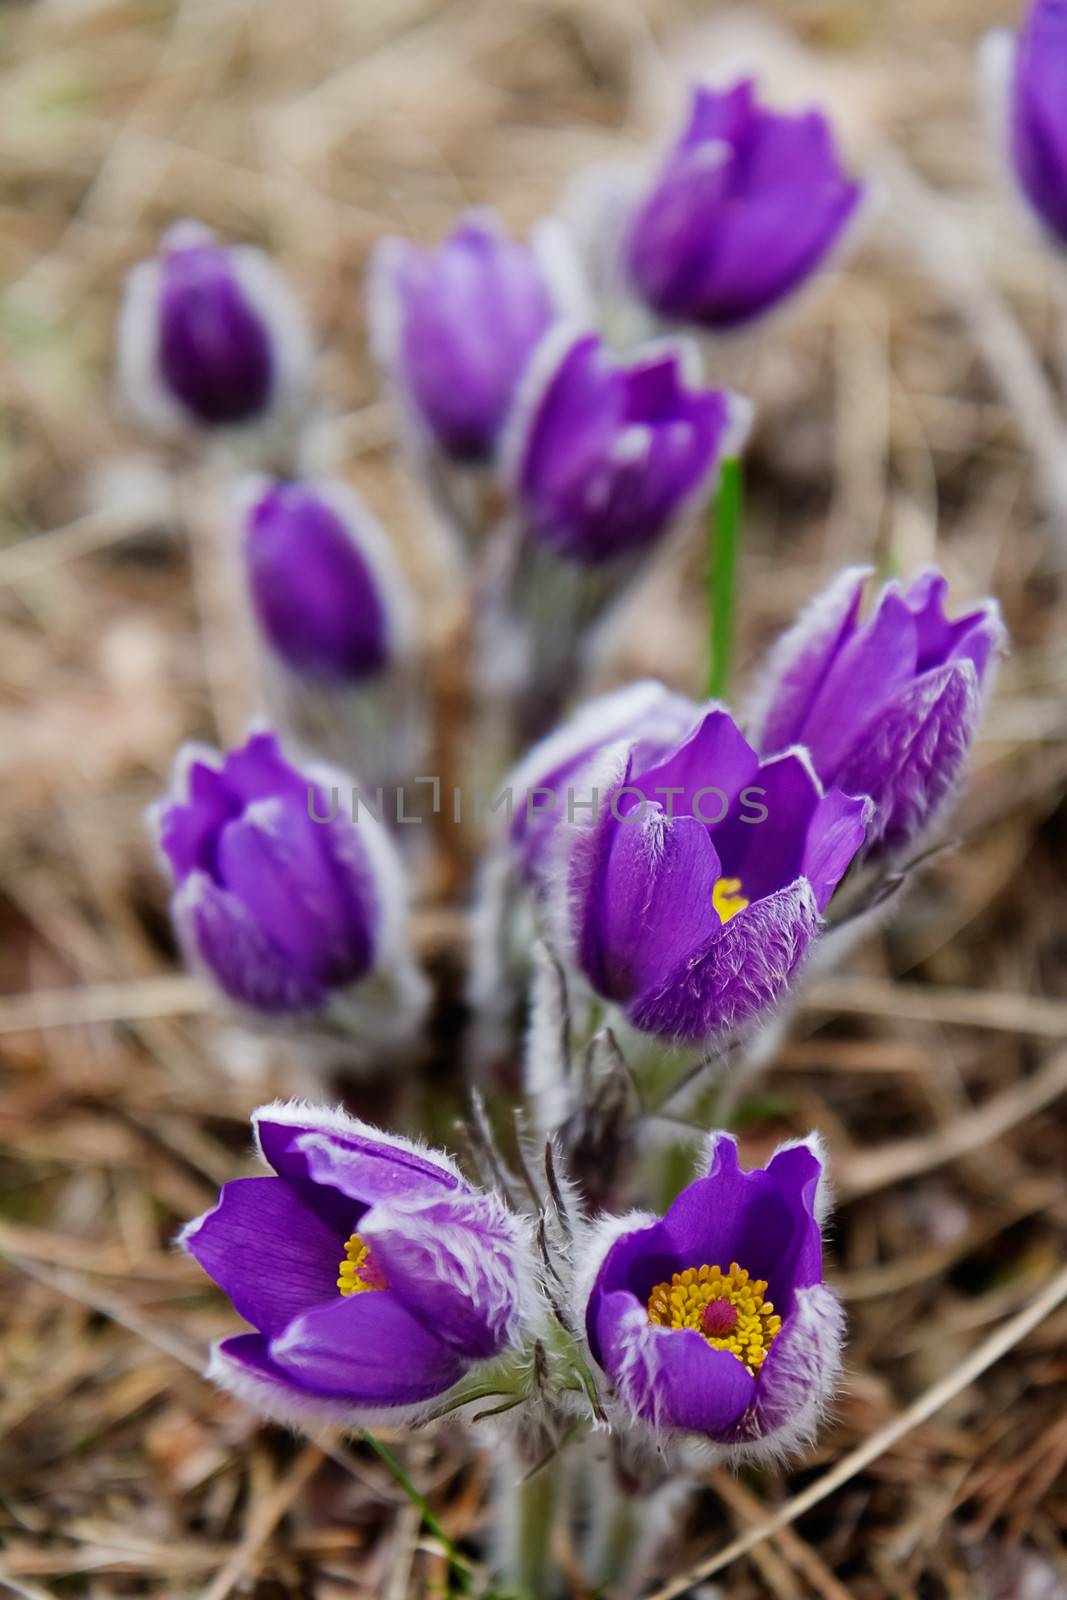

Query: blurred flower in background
[370,211,555,463]
[504,679,699,880]
[241,478,413,687]
[510,331,743,563]
[988,0,1067,245]
[151,730,424,1028]
[117,221,313,436]
[626,81,863,330]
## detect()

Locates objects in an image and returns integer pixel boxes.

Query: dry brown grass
[2,0,1067,1595]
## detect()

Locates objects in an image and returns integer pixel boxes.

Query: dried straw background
[2,0,1067,1595]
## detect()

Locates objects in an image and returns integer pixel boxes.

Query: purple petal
[627,878,819,1043]
[628,83,861,327]
[798,587,919,777]
[209,1331,356,1422]
[632,706,761,817]
[269,1290,466,1403]
[362,1190,520,1360]
[800,784,871,912]
[709,750,820,899]
[244,483,390,682]
[748,565,869,755]
[904,569,1001,676]
[659,1148,822,1315]
[182,1177,349,1336]
[173,872,327,1012]
[746,1282,844,1440]
[384,215,553,460]
[158,758,242,882]
[682,81,757,150]
[216,798,372,983]
[515,334,730,564]
[595,1292,756,1436]
[506,681,699,880]
[581,809,724,1003]
[255,1112,461,1204]
[159,243,273,425]
[1011,0,1067,243]
[834,660,982,853]
[218,730,306,806]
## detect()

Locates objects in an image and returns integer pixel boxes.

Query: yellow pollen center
[713,877,749,925]
[646,1261,782,1375]
[336,1232,384,1297]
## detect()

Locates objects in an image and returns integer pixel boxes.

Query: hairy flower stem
[591,1490,640,1594]
[707,455,742,700]
[510,1457,561,1600]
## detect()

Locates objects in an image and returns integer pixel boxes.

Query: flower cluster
[112,43,1017,1595]
[183,1102,841,1462]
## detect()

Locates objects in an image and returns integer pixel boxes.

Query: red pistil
[701,1299,739,1337]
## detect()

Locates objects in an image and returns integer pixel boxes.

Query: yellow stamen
[646,1260,782,1375]
[336,1232,384,1297]
[712,877,749,924]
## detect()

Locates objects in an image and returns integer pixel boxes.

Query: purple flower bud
[505,680,700,881]
[511,331,742,565]
[554,705,870,1043]
[991,1,1067,244]
[580,1132,843,1456]
[181,1102,529,1424]
[626,82,863,329]
[370,212,554,462]
[748,566,1006,857]
[152,731,411,1016]
[118,222,311,434]
[242,479,412,685]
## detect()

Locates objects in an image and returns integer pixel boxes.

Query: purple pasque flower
[182,1102,529,1424]
[241,478,412,686]
[510,330,743,566]
[152,730,413,1016]
[580,1132,843,1456]
[370,211,554,462]
[985,1,1067,245]
[747,566,1005,858]
[118,221,312,435]
[505,680,701,881]
[626,81,863,329]
[554,705,870,1043]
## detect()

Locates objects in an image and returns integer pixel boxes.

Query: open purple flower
[747,566,1005,858]
[986,0,1067,245]
[581,1132,843,1456]
[511,331,742,565]
[554,705,870,1043]
[370,212,554,462]
[182,1102,529,1424]
[152,730,414,1017]
[118,222,312,435]
[242,478,412,686]
[626,81,863,329]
